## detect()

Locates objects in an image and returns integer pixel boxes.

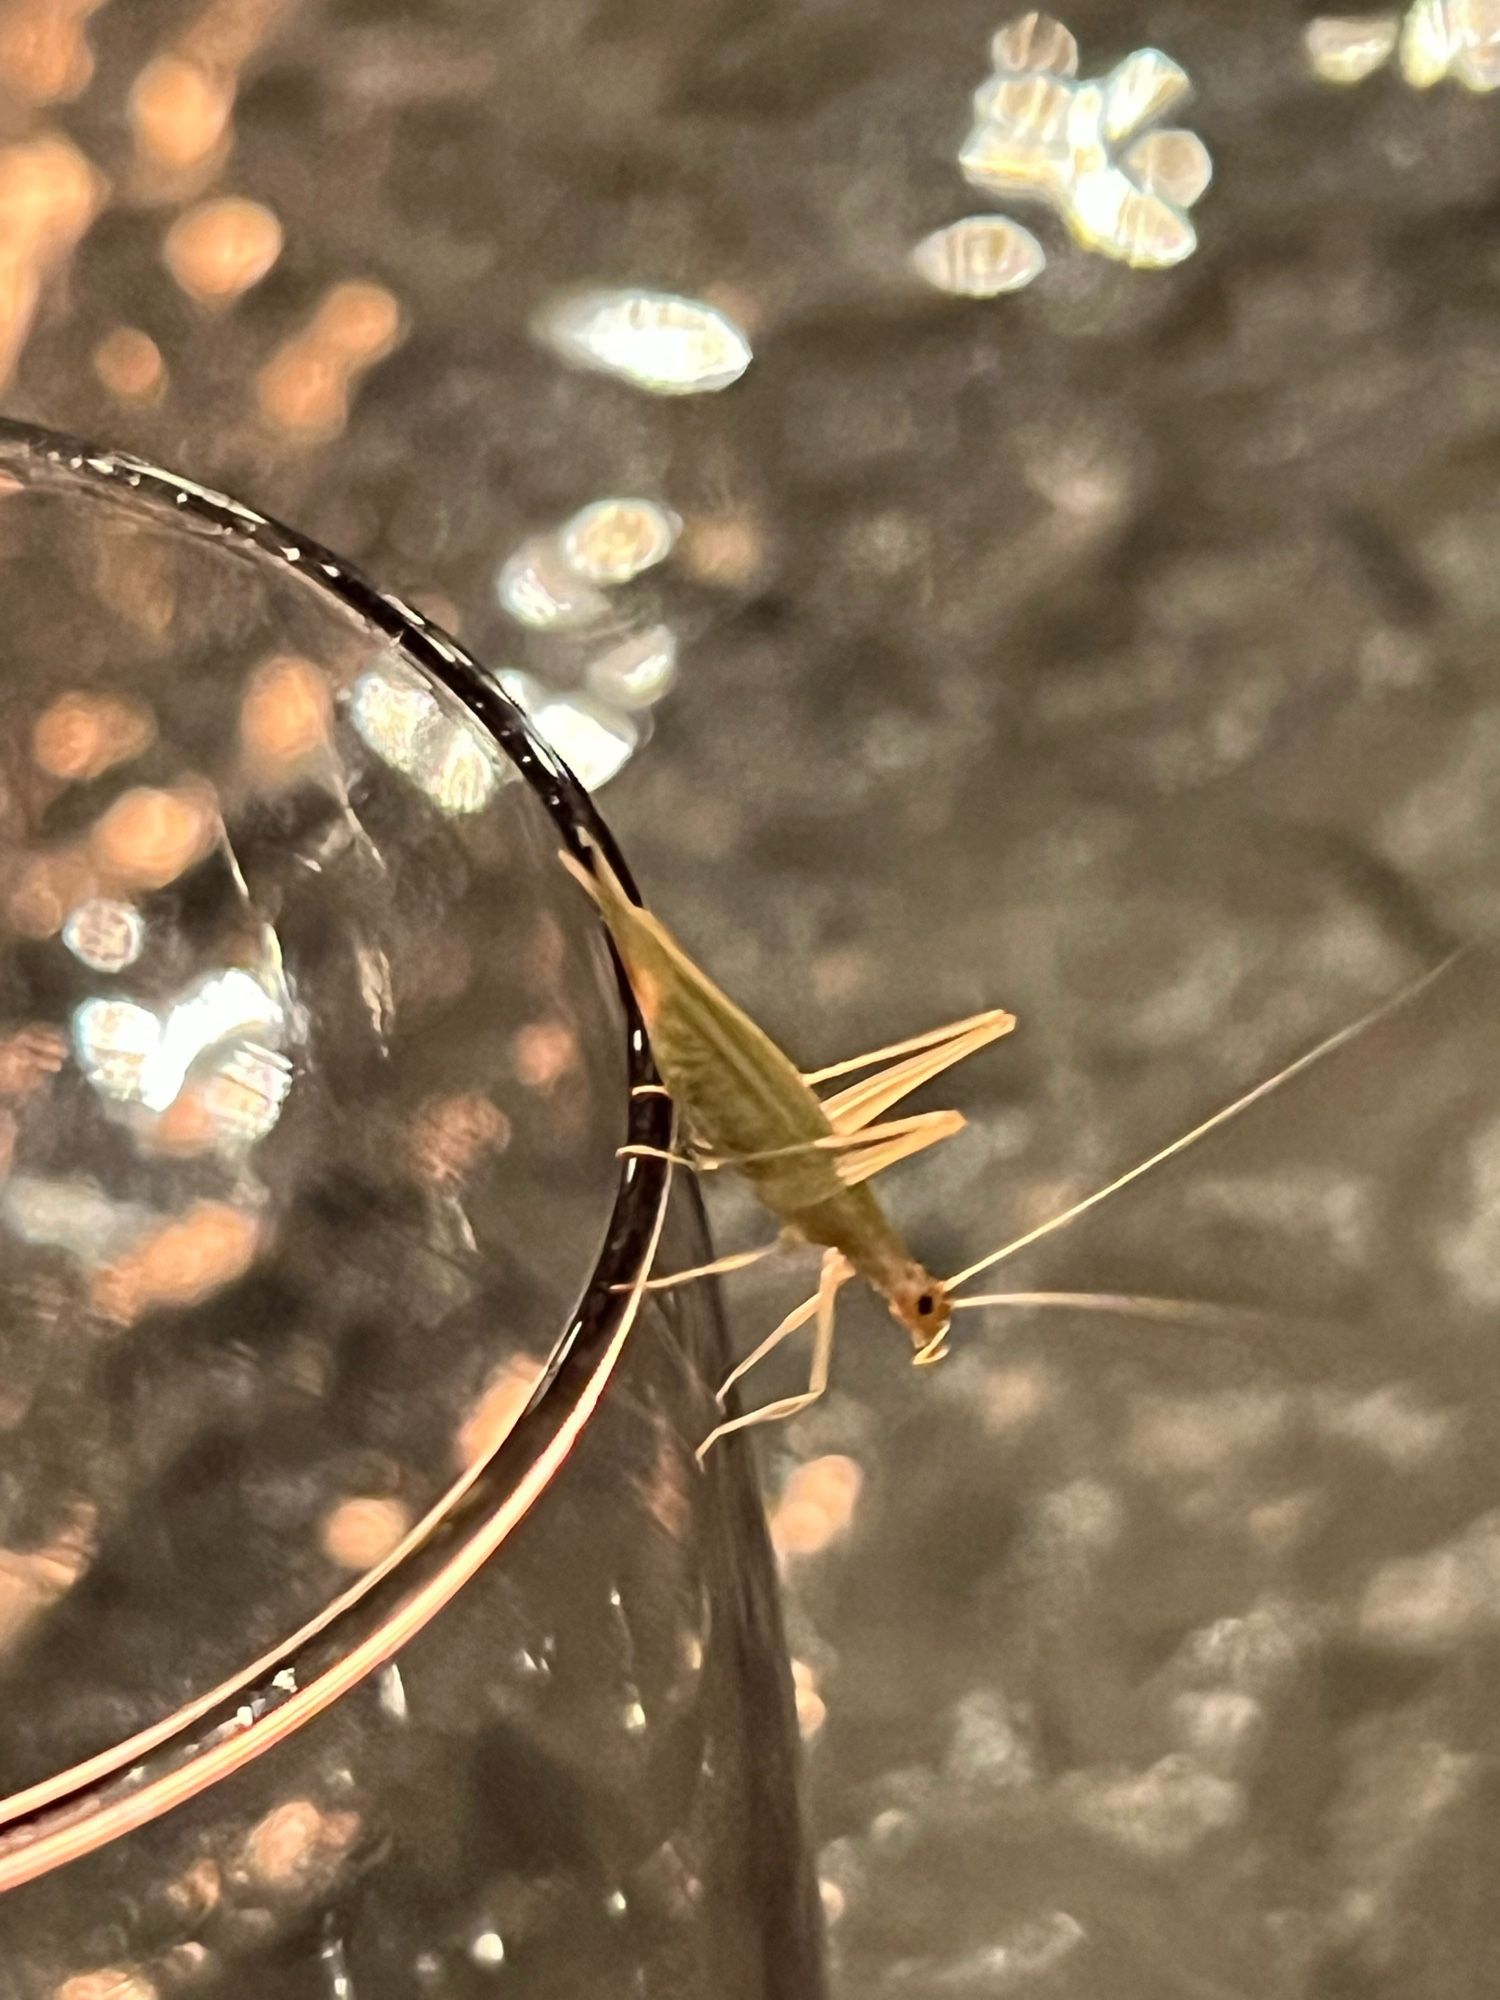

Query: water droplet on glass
[1304,13,1400,83]
[990,11,1079,77]
[62,897,145,973]
[1121,128,1213,209]
[584,625,680,709]
[537,288,753,396]
[1098,47,1193,143]
[496,534,610,630]
[912,215,1046,297]
[561,498,681,585]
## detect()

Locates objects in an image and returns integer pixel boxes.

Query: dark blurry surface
[7,0,1500,1992]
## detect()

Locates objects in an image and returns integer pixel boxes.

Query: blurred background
[5,0,1500,1992]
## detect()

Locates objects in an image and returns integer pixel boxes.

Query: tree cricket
[563,842,1458,1457]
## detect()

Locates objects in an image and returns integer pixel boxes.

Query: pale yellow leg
[817,1011,1015,1133]
[713,1286,824,1405]
[725,1109,966,1171]
[611,1241,783,1295]
[698,1252,849,1460]
[616,1142,717,1172]
[800,1016,1024,1096]
[834,1109,965,1186]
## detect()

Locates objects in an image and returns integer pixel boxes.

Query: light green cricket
[564,841,1459,1453]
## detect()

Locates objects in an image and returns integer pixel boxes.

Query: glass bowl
[0,419,823,1999]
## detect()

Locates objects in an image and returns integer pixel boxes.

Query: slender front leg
[697,1251,850,1460]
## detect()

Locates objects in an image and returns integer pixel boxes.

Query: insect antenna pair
[564,843,1460,1458]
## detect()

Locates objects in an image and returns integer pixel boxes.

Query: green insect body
[564,843,1456,1453]
[563,845,973,1358]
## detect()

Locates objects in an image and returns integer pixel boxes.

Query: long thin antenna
[947,949,1466,1293]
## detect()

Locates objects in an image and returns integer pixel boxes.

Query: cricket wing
[562,846,841,1184]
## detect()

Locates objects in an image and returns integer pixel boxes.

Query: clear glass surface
[0,427,823,1999]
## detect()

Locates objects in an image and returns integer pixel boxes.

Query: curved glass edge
[0,416,678,1885]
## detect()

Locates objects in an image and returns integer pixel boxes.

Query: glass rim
[0,416,677,1890]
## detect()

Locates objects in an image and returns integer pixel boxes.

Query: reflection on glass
[535,287,753,395]
[498,668,640,791]
[0,427,822,1998]
[960,15,1210,270]
[349,653,507,814]
[912,214,1046,297]
[61,896,144,972]
[71,960,292,1148]
[493,493,685,785]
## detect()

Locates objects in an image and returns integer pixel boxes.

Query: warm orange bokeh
[163,194,282,304]
[256,280,404,440]
[240,653,332,770]
[408,1092,511,1187]
[236,1797,359,1895]
[769,1452,864,1560]
[0,1504,94,1652]
[129,54,233,179]
[0,132,105,384]
[512,1020,577,1090]
[0,0,104,106]
[0,1023,67,1093]
[92,326,166,404]
[33,689,155,781]
[53,1968,156,2000]
[89,785,218,892]
[456,1356,544,1470]
[93,1201,260,1323]
[321,1495,413,1571]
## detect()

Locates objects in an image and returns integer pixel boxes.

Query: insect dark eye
[916,1293,935,1316]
